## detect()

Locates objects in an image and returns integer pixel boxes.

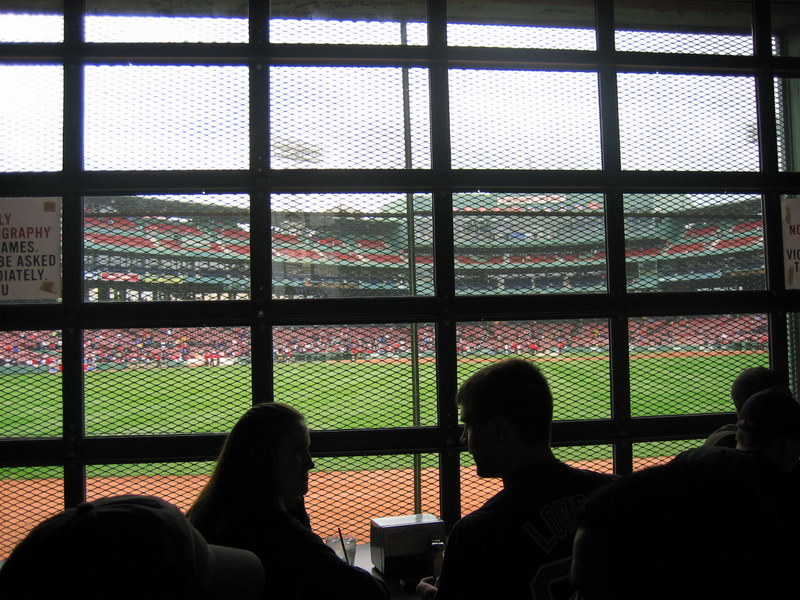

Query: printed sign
[0,198,61,300]
[782,197,800,290]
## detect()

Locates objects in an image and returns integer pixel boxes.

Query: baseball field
[1,349,763,439]
[0,349,766,556]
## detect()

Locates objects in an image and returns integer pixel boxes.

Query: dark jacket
[201,503,388,600]
[434,460,617,600]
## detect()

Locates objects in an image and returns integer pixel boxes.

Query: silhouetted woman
[188,402,387,600]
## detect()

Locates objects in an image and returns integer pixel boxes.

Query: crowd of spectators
[0,328,250,371]
[0,316,769,371]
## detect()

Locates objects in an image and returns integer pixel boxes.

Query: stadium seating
[325,251,361,262]
[731,220,762,233]
[356,239,387,250]
[160,240,183,251]
[273,233,299,244]
[714,236,762,250]
[274,248,325,260]
[363,254,405,264]
[85,233,156,249]
[226,244,250,255]
[84,217,140,231]
[317,237,344,246]
[684,225,720,238]
[144,222,203,237]
[217,228,250,241]
[626,247,663,258]
[81,205,768,298]
[666,242,706,255]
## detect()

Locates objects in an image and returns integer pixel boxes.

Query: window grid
[1,0,799,559]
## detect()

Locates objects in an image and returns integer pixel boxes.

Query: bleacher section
[81,198,767,299]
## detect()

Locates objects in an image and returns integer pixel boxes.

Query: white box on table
[369,513,446,578]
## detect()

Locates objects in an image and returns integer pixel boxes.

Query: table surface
[355,543,420,600]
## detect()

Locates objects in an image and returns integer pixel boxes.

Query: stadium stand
[684,225,720,238]
[732,220,762,233]
[81,193,766,300]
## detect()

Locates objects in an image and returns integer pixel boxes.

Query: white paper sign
[0,198,61,301]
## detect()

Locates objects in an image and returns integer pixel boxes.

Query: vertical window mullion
[249,2,272,405]
[61,0,87,508]
[609,314,633,476]
[596,0,631,475]
[753,0,787,391]
[769,310,790,378]
[427,0,461,526]
[436,316,461,529]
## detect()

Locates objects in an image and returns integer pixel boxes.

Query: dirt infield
[0,456,673,558]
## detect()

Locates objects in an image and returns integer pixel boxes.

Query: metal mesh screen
[0,330,62,438]
[84,326,251,435]
[0,65,63,173]
[553,445,614,474]
[460,445,612,519]
[84,66,248,171]
[86,462,212,512]
[615,0,752,55]
[273,324,436,429]
[773,1,800,57]
[83,195,250,302]
[270,1,427,45]
[624,193,765,293]
[0,466,63,560]
[453,193,606,295]
[629,314,769,417]
[615,31,752,55]
[0,3,62,42]
[449,70,601,170]
[446,0,595,49]
[270,66,430,169]
[618,74,759,171]
[777,77,800,172]
[632,439,705,471]
[271,194,433,298]
[84,1,247,43]
[789,312,800,397]
[307,454,440,544]
[456,320,611,421]
[448,25,596,50]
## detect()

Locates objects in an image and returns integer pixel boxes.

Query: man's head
[457,359,553,477]
[0,495,264,600]
[736,388,800,469]
[730,366,789,414]
[571,462,790,600]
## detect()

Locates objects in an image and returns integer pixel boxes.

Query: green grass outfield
[0,350,767,478]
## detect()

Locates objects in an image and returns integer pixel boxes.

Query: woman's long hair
[187,402,306,536]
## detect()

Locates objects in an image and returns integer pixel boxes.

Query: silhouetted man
[704,366,789,448]
[417,359,616,600]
